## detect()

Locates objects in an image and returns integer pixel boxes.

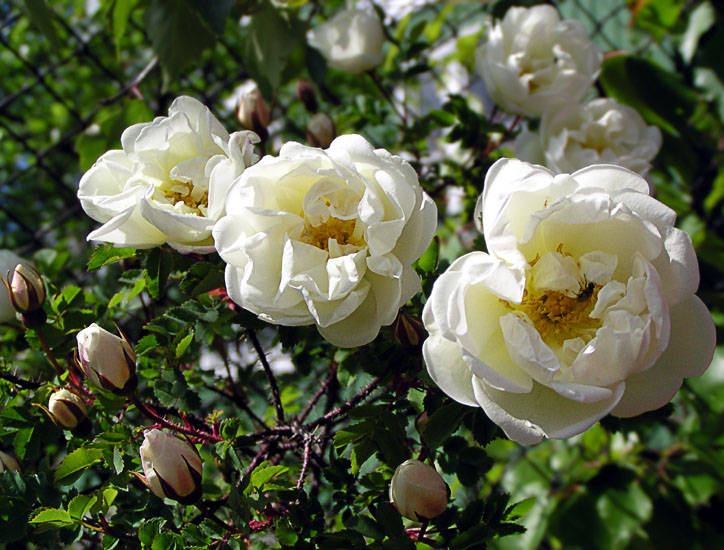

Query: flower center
[153,179,208,216]
[299,215,361,252]
[517,283,600,346]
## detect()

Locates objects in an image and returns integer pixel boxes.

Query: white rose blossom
[515,98,663,176]
[475,5,603,117]
[78,96,259,253]
[307,9,385,75]
[423,159,715,444]
[213,134,437,348]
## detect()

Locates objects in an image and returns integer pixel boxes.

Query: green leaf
[145,248,174,300]
[87,244,138,270]
[19,0,60,47]
[54,447,104,485]
[276,517,299,546]
[422,403,467,450]
[417,235,440,273]
[599,55,698,138]
[144,0,216,84]
[29,507,75,531]
[186,0,235,34]
[175,330,194,359]
[250,463,289,493]
[68,494,97,521]
[112,0,142,56]
[135,334,159,356]
[241,5,306,97]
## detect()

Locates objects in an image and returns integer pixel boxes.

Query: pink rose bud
[236,85,271,140]
[48,389,91,436]
[389,459,449,521]
[76,323,137,395]
[140,429,203,504]
[0,450,21,473]
[306,113,336,149]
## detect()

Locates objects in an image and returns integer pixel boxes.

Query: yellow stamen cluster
[299,217,361,252]
[516,283,601,346]
[156,180,208,215]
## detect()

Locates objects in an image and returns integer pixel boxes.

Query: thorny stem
[309,376,381,429]
[35,326,64,377]
[296,436,313,490]
[298,363,338,423]
[0,369,42,389]
[246,329,286,425]
[130,395,222,443]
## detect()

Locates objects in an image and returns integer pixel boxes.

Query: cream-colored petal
[611,295,715,417]
[423,333,478,407]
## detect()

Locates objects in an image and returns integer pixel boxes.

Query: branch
[246,330,285,425]
[308,376,381,429]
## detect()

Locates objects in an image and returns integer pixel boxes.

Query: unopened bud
[140,429,203,504]
[0,250,26,322]
[296,80,318,112]
[306,113,336,149]
[0,450,21,473]
[392,311,427,348]
[3,264,46,326]
[236,86,270,140]
[415,412,430,436]
[48,389,91,436]
[389,459,449,521]
[76,323,137,395]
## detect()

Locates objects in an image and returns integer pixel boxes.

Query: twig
[298,364,338,423]
[129,395,222,443]
[0,370,42,389]
[246,330,285,425]
[196,502,237,534]
[366,70,407,125]
[296,436,313,490]
[309,376,381,429]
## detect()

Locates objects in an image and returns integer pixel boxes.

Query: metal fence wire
[0,0,661,259]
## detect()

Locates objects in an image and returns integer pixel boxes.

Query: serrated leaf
[135,334,159,356]
[29,507,75,530]
[87,244,138,270]
[54,447,104,485]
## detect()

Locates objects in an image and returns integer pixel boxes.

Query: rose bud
[0,450,21,473]
[0,250,26,322]
[76,323,137,395]
[389,459,449,521]
[140,429,203,504]
[392,311,427,349]
[236,85,270,140]
[306,113,336,149]
[296,80,318,113]
[3,264,46,327]
[48,388,91,436]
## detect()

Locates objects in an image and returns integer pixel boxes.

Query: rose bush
[475,5,603,117]
[423,159,715,444]
[213,134,437,347]
[307,9,385,75]
[515,98,662,176]
[78,96,258,253]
